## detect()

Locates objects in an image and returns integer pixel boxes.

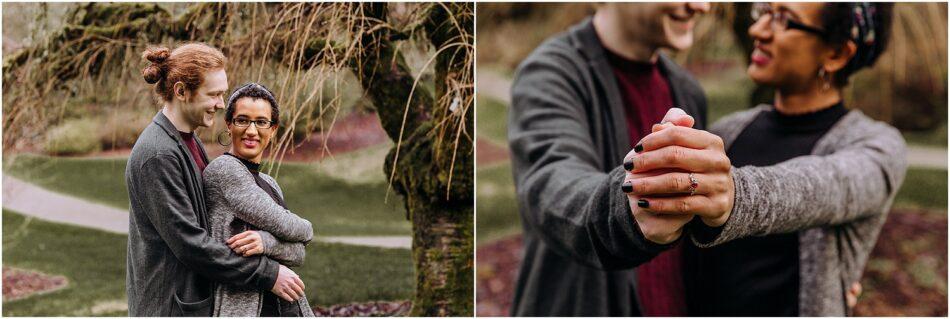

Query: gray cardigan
[126,112,279,316]
[203,155,316,317]
[696,105,907,316]
[508,18,708,316]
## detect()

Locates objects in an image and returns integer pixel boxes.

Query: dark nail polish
[634,144,643,153]
[621,181,633,193]
[637,199,650,208]
[623,160,634,171]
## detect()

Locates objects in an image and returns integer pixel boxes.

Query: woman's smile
[241,137,259,149]
[227,96,276,163]
[751,47,772,66]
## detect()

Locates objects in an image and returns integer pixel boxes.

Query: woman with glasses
[203,83,316,316]
[619,2,906,315]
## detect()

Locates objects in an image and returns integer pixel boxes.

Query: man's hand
[271,265,306,302]
[623,108,735,227]
[846,282,862,309]
[227,230,264,257]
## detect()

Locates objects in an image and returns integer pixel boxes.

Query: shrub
[99,110,151,149]
[44,118,102,155]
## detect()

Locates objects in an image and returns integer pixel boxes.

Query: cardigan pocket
[173,292,213,316]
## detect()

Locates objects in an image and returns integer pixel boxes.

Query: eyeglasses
[232,117,274,129]
[752,3,827,37]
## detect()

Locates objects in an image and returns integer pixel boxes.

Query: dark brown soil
[476,209,948,316]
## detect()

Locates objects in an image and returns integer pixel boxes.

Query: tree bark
[349,3,473,316]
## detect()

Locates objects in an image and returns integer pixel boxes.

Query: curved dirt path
[2,175,410,248]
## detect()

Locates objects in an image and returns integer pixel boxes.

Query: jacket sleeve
[205,159,314,243]
[259,231,308,267]
[134,155,278,291]
[693,117,908,247]
[507,51,675,270]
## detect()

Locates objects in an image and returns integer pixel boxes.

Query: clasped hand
[623,108,735,244]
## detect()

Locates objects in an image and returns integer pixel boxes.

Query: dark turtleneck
[222,153,298,316]
[688,101,849,316]
[224,153,287,209]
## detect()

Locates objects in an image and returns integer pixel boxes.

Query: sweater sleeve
[508,49,676,270]
[259,231,308,267]
[257,174,310,267]
[693,114,908,247]
[204,158,314,243]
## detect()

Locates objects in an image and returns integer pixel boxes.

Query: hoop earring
[818,68,831,91]
[216,130,232,146]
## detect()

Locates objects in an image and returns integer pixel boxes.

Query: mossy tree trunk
[348,3,473,316]
[5,4,475,315]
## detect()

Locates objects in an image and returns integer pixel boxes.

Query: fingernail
[634,144,643,153]
[623,160,634,171]
[637,199,650,208]
[621,181,633,193]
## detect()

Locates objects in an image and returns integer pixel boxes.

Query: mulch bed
[312,300,411,317]
[853,208,948,316]
[476,139,509,166]
[475,235,523,316]
[2,267,68,302]
[273,112,390,162]
[476,209,948,316]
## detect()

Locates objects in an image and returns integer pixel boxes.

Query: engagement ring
[688,173,699,196]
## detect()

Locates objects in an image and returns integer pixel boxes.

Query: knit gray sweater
[204,155,316,317]
[696,105,908,316]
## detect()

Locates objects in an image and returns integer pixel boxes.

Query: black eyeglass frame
[230,117,276,129]
[752,3,828,38]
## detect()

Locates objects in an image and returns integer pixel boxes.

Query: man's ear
[173,82,187,101]
[823,41,857,73]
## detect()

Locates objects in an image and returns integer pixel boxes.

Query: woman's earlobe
[826,41,858,72]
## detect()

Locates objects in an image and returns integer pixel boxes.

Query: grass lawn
[1,210,414,316]
[476,94,509,146]
[894,167,948,211]
[475,162,520,246]
[4,155,130,209]
[903,121,949,148]
[4,152,409,236]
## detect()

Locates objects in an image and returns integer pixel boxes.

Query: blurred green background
[474,3,948,317]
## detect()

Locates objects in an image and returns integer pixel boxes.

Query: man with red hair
[126,43,304,316]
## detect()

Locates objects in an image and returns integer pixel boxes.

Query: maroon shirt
[179,131,207,173]
[605,48,687,316]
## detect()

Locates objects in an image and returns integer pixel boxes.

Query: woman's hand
[622,109,735,227]
[227,230,265,257]
[625,168,696,244]
[621,108,699,244]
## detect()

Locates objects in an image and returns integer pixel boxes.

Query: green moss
[406,202,473,316]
